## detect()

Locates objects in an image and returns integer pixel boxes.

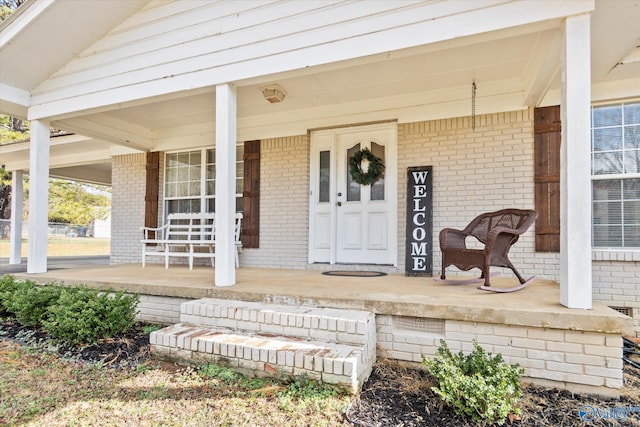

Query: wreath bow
[349,147,385,185]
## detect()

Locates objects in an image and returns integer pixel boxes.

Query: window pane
[593,201,622,224]
[190,165,201,181]
[166,199,200,215]
[177,182,188,197]
[166,200,180,214]
[206,180,215,196]
[177,166,189,181]
[623,178,640,200]
[624,149,640,174]
[624,201,640,224]
[167,153,179,168]
[624,102,640,125]
[207,198,215,213]
[236,179,243,194]
[593,180,621,201]
[177,152,190,167]
[593,104,622,127]
[207,149,215,163]
[625,226,640,246]
[165,182,176,198]
[370,142,385,201]
[235,197,243,213]
[593,225,622,247]
[625,125,640,149]
[319,151,330,203]
[189,181,200,197]
[593,152,622,174]
[593,128,622,151]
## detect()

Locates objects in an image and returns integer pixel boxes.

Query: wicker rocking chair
[435,209,538,292]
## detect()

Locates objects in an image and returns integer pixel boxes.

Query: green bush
[422,340,523,426]
[3,280,62,327]
[0,275,19,316]
[43,286,139,346]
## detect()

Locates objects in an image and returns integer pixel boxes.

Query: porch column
[27,119,50,274]
[560,13,592,309]
[214,83,237,287]
[9,170,23,265]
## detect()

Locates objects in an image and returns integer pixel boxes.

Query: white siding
[29,0,593,119]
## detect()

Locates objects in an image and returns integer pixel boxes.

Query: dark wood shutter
[534,106,561,252]
[242,140,260,248]
[144,152,160,238]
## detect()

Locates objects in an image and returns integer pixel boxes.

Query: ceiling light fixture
[261,84,287,103]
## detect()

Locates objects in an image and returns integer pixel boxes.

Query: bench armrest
[140,223,169,241]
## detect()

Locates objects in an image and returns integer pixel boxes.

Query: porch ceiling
[1,0,638,182]
[47,0,640,147]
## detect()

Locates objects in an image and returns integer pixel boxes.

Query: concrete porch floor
[12,263,633,335]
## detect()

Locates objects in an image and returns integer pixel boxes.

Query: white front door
[309,123,397,265]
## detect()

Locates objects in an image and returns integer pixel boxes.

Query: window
[164,145,244,216]
[591,102,640,248]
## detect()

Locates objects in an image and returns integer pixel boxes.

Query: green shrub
[43,286,139,346]
[3,280,62,327]
[0,275,19,316]
[422,340,523,426]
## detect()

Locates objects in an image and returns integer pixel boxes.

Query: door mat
[322,271,387,277]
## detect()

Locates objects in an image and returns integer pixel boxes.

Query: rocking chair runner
[437,209,538,292]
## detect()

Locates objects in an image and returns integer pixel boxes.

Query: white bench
[141,213,242,269]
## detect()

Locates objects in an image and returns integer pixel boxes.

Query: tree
[46,180,111,226]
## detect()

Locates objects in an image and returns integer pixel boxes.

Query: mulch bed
[2,318,640,426]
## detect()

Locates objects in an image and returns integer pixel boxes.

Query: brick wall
[137,294,190,324]
[397,110,560,280]
[593,253,640,334]
[111,153,147,264]
[240,136,310,268]
[377,315,623,396]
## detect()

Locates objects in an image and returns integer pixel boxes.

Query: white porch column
[560,13,592,309]
[214,83,237,287]
[9,170,23,265]
[27,119,50,274]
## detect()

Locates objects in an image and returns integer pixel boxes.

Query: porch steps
[149,298,376,393]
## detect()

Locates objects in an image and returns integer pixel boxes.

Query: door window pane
[319,150,330,203]
[370,142,385,201]
[347,144,361,202]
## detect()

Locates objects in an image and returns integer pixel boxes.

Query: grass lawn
[0,237,110,257]
[0,339,350,427]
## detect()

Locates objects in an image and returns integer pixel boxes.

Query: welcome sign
[405,166,433,276]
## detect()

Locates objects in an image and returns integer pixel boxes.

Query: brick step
[180,298,375,347]
[150,323,369,393]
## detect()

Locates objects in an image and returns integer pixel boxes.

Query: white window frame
[164,145,244,217]
[591,101,640,249]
